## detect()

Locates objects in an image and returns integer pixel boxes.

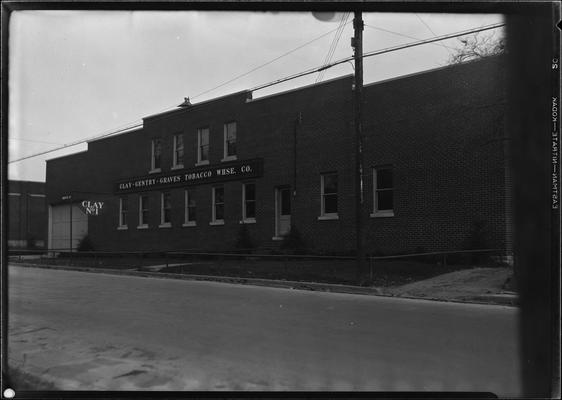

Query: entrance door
[275,187,291,238]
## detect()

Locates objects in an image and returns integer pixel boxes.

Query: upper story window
[242,183,256,223]
[172,134,184,169]
[223,122,237,161]
[151,138,162,173]
[138,195,149,228]
[160,192,172,227]
[372,166,394,217]
[183,190,196,227]
[319,172,338,220]
[197,127,210,165]
[118,197,128,229]
[210,186,225,225]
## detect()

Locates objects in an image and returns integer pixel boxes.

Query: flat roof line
[248,74,354,103]
[364,56,502,89]
[7,179,46,184]
[144,90,252,121]
[87,126,143,144]
[45,149,89,163]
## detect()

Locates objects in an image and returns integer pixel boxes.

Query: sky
[8,10,504,182]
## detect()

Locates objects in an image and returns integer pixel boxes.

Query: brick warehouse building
[45,56,511,255]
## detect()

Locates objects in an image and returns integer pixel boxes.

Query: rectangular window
[160,192,172,227]
[319,173,338,219]
[211,186,224,225]
[223,121,237,160]
[173,134,184,168]
[138,195,149,228]
[373,167,394,217]
[242,183,256,222]
[184,190,196,226]
[118,197,128,229]
[151,138,162,172]
[197,128,209,165]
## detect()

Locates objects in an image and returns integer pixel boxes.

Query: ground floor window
[118,197,128,229]
[184,190,196,226]
[372,166,394,217]
[160,192,172,227]
[242,183,256,222]
[138,195,149,228]
[319,172,338,219]
[211,186,224,225]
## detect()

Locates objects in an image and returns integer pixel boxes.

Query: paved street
[8,264,521,395]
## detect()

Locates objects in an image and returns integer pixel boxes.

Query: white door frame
[273,186,291,239]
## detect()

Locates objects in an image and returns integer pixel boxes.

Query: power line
[8,123,142,164]
[414,13,454,55]
[316,14,346,82]
[189,21,354,102]
[364,23,457,51]
[316,13,351,83]
[251,22,504,93]
[10,22,504,165]
[9,137,63,145]
[10,22,356,165]
[415,13,438,37]
[139,20,355,119]
[362,23,504,59]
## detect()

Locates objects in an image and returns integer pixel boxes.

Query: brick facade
[46,56,510,255]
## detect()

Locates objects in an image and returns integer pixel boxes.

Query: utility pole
[352,11,366,284]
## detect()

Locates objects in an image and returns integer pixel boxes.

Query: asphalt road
[7,265,521,395]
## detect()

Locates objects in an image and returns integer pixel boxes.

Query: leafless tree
[447,31,505,64]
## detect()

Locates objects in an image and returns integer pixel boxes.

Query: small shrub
[280,225,307,255]
[368,249,385,258]
[77,235,95,252]
[26,235,37,249]
[235,223,254,253]
[464,220,491,264]
[446,252,464,265]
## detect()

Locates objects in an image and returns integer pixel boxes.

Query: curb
[9,262,518,307]
[9,261,382,294]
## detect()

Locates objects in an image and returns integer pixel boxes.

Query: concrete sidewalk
[8,262,518,306]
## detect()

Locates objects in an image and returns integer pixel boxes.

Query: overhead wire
[188,21,354,102]
[9,22,504,164]
[9,137,63,145]
[316,12,351,83]
[364,23,458,51]
[8,123,142,164]
[9,23,352,164]
[250,22,505,93]
[414,13,453,55]
[315,14,345,82]
[125,20,355,119]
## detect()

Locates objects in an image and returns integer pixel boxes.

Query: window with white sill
[373,167,394,217]
[223,122,237,161]
[320,173,338,219]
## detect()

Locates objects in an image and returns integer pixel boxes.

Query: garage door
[49,204,88,251]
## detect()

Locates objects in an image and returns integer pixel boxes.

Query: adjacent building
[7,180,48,249]
[45,56,511,255]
